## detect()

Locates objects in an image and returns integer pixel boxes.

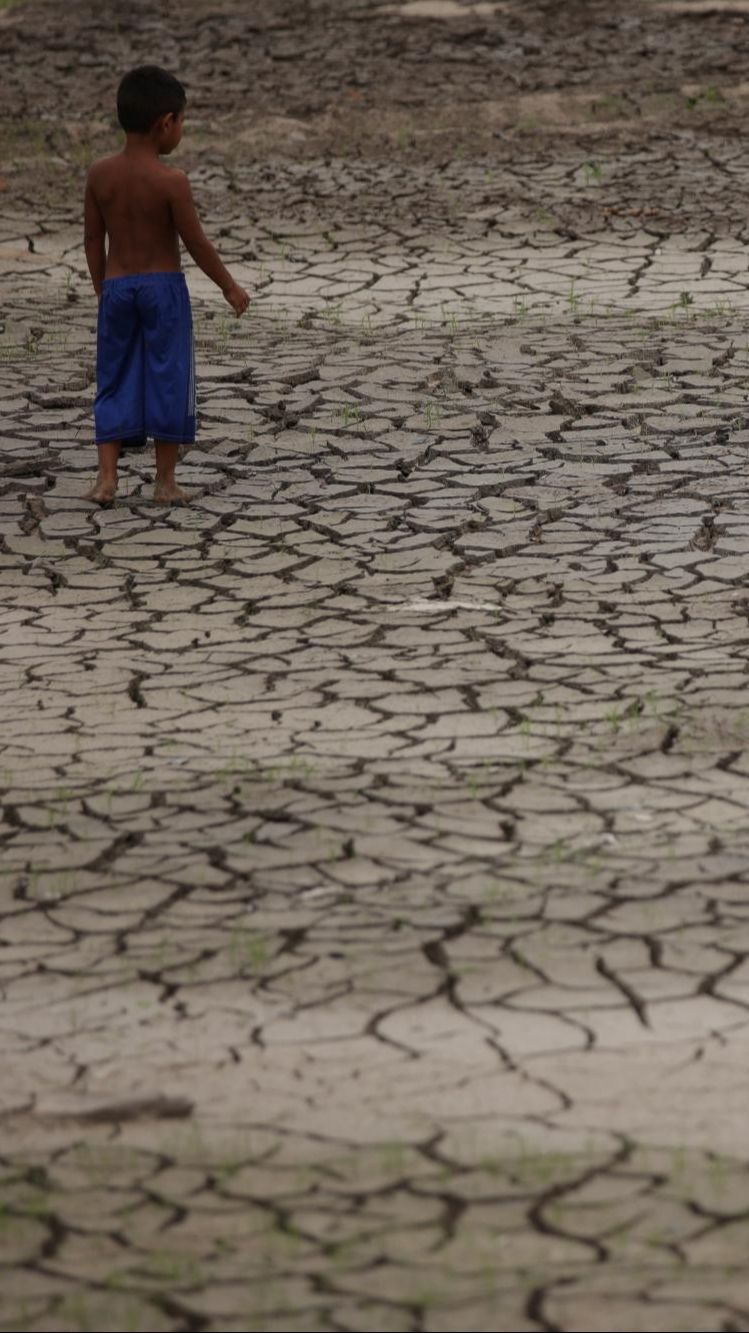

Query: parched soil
[4,0,749,230]
[3,3,749,1332]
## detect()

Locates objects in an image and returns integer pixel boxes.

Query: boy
[83,65,250,504]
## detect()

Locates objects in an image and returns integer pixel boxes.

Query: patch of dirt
[2,0,749,223]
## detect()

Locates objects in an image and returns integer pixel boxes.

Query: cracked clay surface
[3,0,749,1329]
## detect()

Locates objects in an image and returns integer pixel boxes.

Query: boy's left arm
[83,169,106,298]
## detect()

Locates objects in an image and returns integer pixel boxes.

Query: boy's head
[117,65,186,141]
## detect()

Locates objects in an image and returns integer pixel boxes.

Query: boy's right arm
[83,167,106,298]
[169,172,250,315]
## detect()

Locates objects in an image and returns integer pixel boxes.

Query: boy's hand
[223,282,250,317]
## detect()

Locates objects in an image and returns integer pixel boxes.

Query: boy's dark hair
[117,65,186,134]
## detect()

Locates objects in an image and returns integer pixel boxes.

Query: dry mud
[3,1,749,1330]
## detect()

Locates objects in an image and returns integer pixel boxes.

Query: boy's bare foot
[154,480,190,505]
[84,476,117,504]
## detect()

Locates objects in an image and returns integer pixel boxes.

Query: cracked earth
[4,0,749,1329]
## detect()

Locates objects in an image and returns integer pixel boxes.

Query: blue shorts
[94,271,196,445]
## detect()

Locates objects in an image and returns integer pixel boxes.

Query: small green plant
[582,160,604,186]
[605,706,623,734]
[214,311,233,349]
[215,751,250,781]
[339,402,363,428]
[706,297,735,319]
[228,930,269,973]
[483,880,516,905]
[422,400,442,430]
[567,281,582,314]
[686,85,725,110]
[142,1250,204,1285]
[379,1141,407,1174]
[706,1151,730,1194]
[123,1304,146,1333]
[532,206,555,226]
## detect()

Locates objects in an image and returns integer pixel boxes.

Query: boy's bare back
[85,108,249,315]
[87,152,182,280]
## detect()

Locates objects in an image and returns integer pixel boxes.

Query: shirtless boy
[83,65,250,504]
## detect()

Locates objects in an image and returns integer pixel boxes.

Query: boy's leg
[141,275,195,506]
[85,441,121,504]
[90,278,143,502]
[154,441,189,505]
